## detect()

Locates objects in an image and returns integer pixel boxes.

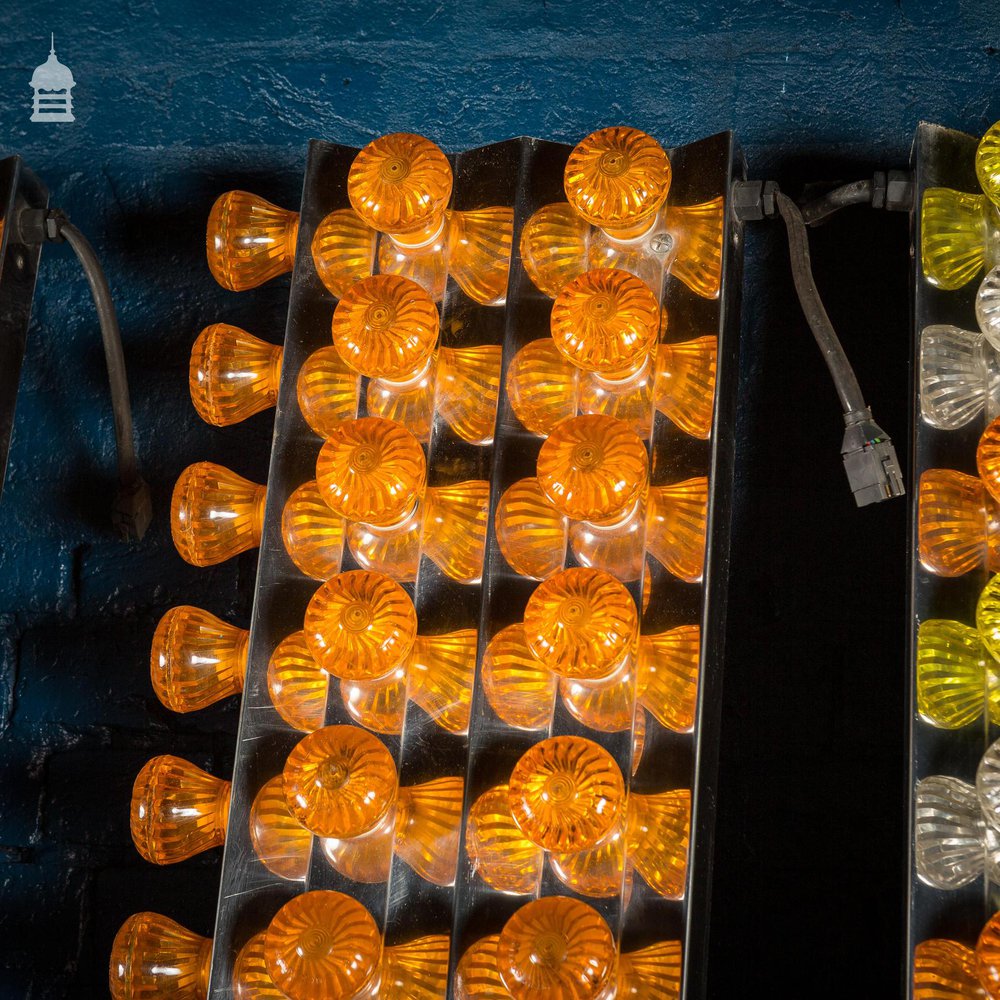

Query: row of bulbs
[914,909,1000,999]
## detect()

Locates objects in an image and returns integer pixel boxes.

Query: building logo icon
[30,35,75,123]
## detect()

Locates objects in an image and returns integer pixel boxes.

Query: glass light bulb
[977,120,1000,208]
[495,477,568,580]
[506,339,580,438]
[207,190,298,291]
[508,735,625,852]
[170,462,266,567]
[523,567,638,681]
[283,725,397,839]
[564,126,671,240]
[248,774,311,881]
[264,891,382,1000]
[919,469,999,578]
[654,337,718,439]
[421,481,490,584]
[296,345,362,438]
[408,629,477,734]
[626,788,691,899]
[455,934,504,1000]
[150,605,248,713]
[915,775,993,889]
[381,935,451,1000]
[348,133,453,245]
[267,630,329,733]
[977,265,1000,352]
[661,196,725,300]
[481,623,558,730]
[449,206,514,306]
[304,570,417,680]
[130,755,230,865]
[188,323,282,427]
[435,345,502,445]
[921,187,998,291]
[394,775,464,885]
[465,783,543,895]
[537,414,648,523]
[109,912,212,1000]
[233,931,286,1000]
[548,824,628,899]
[917,619,999,729]
[637,625,700,733]
[340,667,407,735]
[645,478,709,583]
[920,324,999,431]
[618,942,683,1000]
[281,480,345,580]
[496,897,617,1000]
[912,939,982,1000]
[315,417,426,526]
[310,207,376,299]
[519,203,589,299]
[332,274,439,381]
[550,269,660,379]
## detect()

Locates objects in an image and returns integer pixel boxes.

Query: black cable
[799,179,874,226]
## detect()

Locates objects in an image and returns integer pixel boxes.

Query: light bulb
[455,934,504,1000]
[448,206,515,306]
[339,667,406,735]
[495,477,568,580]
[465,783,543,895]
[626,787,691,898]
[912,939,982,1000]
[188,324,282,427]
[919,469,1000,578]
[248,774,311,881]
[660,196,725,300]
[618,941,683,1000]
[920,187,999,292]
[381,935,452,1000]
[977,120,1000,208]
[266,630,329,733]
[434,345,503,445]
[233,931,285,1000]
[310,207,376,299]
[920,324,999,431]
[506,339,580,438]
[407,629,477,734]
[281,480,345,580]
[978,909,1000,998]
[654,337,718,439]
[130,755,230,865]
[296,346,361,438]
[637,625,700,733]
[421,481,490,584]
[977,265,1000,352]
[264,891,382,1000]
[149,605,248,713]
[109,912,211,1000]
[393,775,464,885]
[207,190,298,291]
[170,462,266,567]
[916,619,999,729]
[519,203,589,299]
[645,478,709,583]
[980,416,1000,506]
[979,574,1000,663]
[481,623,558,730]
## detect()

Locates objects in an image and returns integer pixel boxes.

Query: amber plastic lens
[189,324,282,426]
[233,931,285,1000]
[283,725,397,838]
[980,415,1000,507]
[662,197,725,300]
[551,269,660,378]
[548,827,627,899]
[645,479,709,584]
[315,417,427,525]
[465,783,543,895]
[130,755,230,865]
[435,345,503,445]
[310,207,376,299]
[347,505,422,583]
[978,910,1000,998]
[918,469,995,578]
[921,188,990,292]
[408,630,477,734]
[304,570,417,681]
[978,121,1000,207]
[496,896,617,1000]
[655,337,718,439]
[912,939,981,1000]
[281,480,345,580]
[264,891,382,1000]
[170,462,266,567]
[627,788,691,898]
[564,126,671,239]
[481,623,558,730]
[332,274,439,381]
[559,666,637,733]
[448,206,515,306]
[207,190,299,291]
[320,805,395,883]
[267,631,329,732]
[394,775,464,885]
[495,477,568,580]
[506,339,580,438]
[421,481,490,584]
[523,567,638,681]
[618,941,683,1000]
[381,935,451,1000]
[638,625,700,733]
[248,774,311,882]
[296,346,362,438]
[109,912,212,1000]
[519,203,589,298]
[150,605,248,713]
[455,934,504,1000]
[508,735,625,852]
[537,414,648,522]
[348,133,453,243]
[340,666,407,734]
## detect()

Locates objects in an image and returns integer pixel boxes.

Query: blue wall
[0,1,996,996]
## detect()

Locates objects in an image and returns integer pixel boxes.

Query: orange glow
[109,912,211,1000]
[207,190,298,291]
[919,469,1000,577]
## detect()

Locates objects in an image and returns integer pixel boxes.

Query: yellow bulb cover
[523,567,638,681]
[645,478,709,584]
[654,337,717,439]
[449,206,514,306]
[332,273,439,381]
[150,605,248,713]
[422,481,490,584]
[465,783,543,895]
[508,735,625,852]
[248,775,311,882]
[481,623,558,730]
[267,631,329,733]
[550,268,660,378]
[233,931,286,1000]
[919,469,999,578]
[170,462,266,567]
[638,625,700,733]
[315,417,426,526]
[340,667,407,735]
[381,935,451,1000]
[912,939,983,1000]
[264,891,382,1000]
[662,197,725,300]
[627,788,691,899]
[618,942,682,1000]
[207,190,298,291]
[917,619,999,729]
[506,338,580,438]
[537,414,648,523]
[310,207,376,299]
[395,775,464,885]
[281,480,346,580]
[436,345,503,445]
[979,121,1000,207]
[408,630,476,734]
[565,126,671,239]
[519,203,590,299]
[130,755,230,865]
[296,345,361,438]
[304,570,417,681]
[189,323,282,427]
[109,912,212,1000]
[921,188,993,291]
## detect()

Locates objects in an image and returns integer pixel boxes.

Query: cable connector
[732,179,779,222]
[841,410,905,507]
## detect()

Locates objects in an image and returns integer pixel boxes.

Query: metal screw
[650,234,674,255]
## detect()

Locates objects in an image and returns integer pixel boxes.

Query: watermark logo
[30,35,75,123]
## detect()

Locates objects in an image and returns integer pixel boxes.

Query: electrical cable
[799,179,875,226]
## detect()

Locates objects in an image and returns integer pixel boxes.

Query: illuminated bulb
[496,896,617,1000]
[481,623,558,730]
[170,462,266,567]
[331,274,439,381]
[340,667,406,735]
[495,477,568,580]
[920,324,1000,431]
[296,345,361,438]
[522,567,638,681]
[507,339,580,437]
[916,619,1000,729]
[448,207,515,306]
[508,734,625,853]
[977,121,1000,209]
[519,203,590,299]
[281,480,345,580]
[537,414,648,523]
[455,934,505,1000]
[130,755,230,865]
[233,931,286,1000]
[564,126,671,240]
[637,625,700,732]
[912,939,984,1000]
[978,266,1000,352]
[921,187,1000,291]
[264,891,382,1000]
[408,629,477,734]
[381,935,452,1000]
[310,207,376,299]
[266,630,329,732]
[434,345,503,445]
[919,469,1000,578]
[207,190,298,291]
[304,570,417,680]
[550,269,660,379]
[626,787,691,898]
[978,738,1000,828]
[315,417,426,525]
[109,912,211,1000]
[914,775,998,889]
[645,478,709,583]
[149,605,247,713]
[465,783,543,895]
[659,197,725,299]
[188,324,282,427]
[248,774,311,881]
[654,337,718,438]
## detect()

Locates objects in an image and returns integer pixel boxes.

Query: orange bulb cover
[109,912,212,1000]
[618,942,683,1000]
[559,661,638,733]
[281,480,346,580]
[207,190,298,291]
[627,788,691,899]
[549,825,628,899]
[455,934,505,1000]
[979,415,1000,507]
[233,931,286,1000]
[519,203,589,299]
[267,631,329,732]
[340,667,407,735]
[449,207,514,306]
[919,469,1000,578]
[408,630,477,734]
[248,774,311,881]
[662,197,724,300]
[506,338,580,438]
[422,481,490,584]
[366,361,436,445]
[381,935,452,1000]
[495,477,568,581]
[310,207,376,299]
[435,345,503,445]
[395,775,464,885]
[296,345,361,438]
[645,478,709,584]
[465,783,543,895]
[346,500,422,582]
[638,625,700,733]
[654,337,717,439]
[978,911,1000,998]
[321,804,395,883]
[481,623,558,730]
[911,939,983,999]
